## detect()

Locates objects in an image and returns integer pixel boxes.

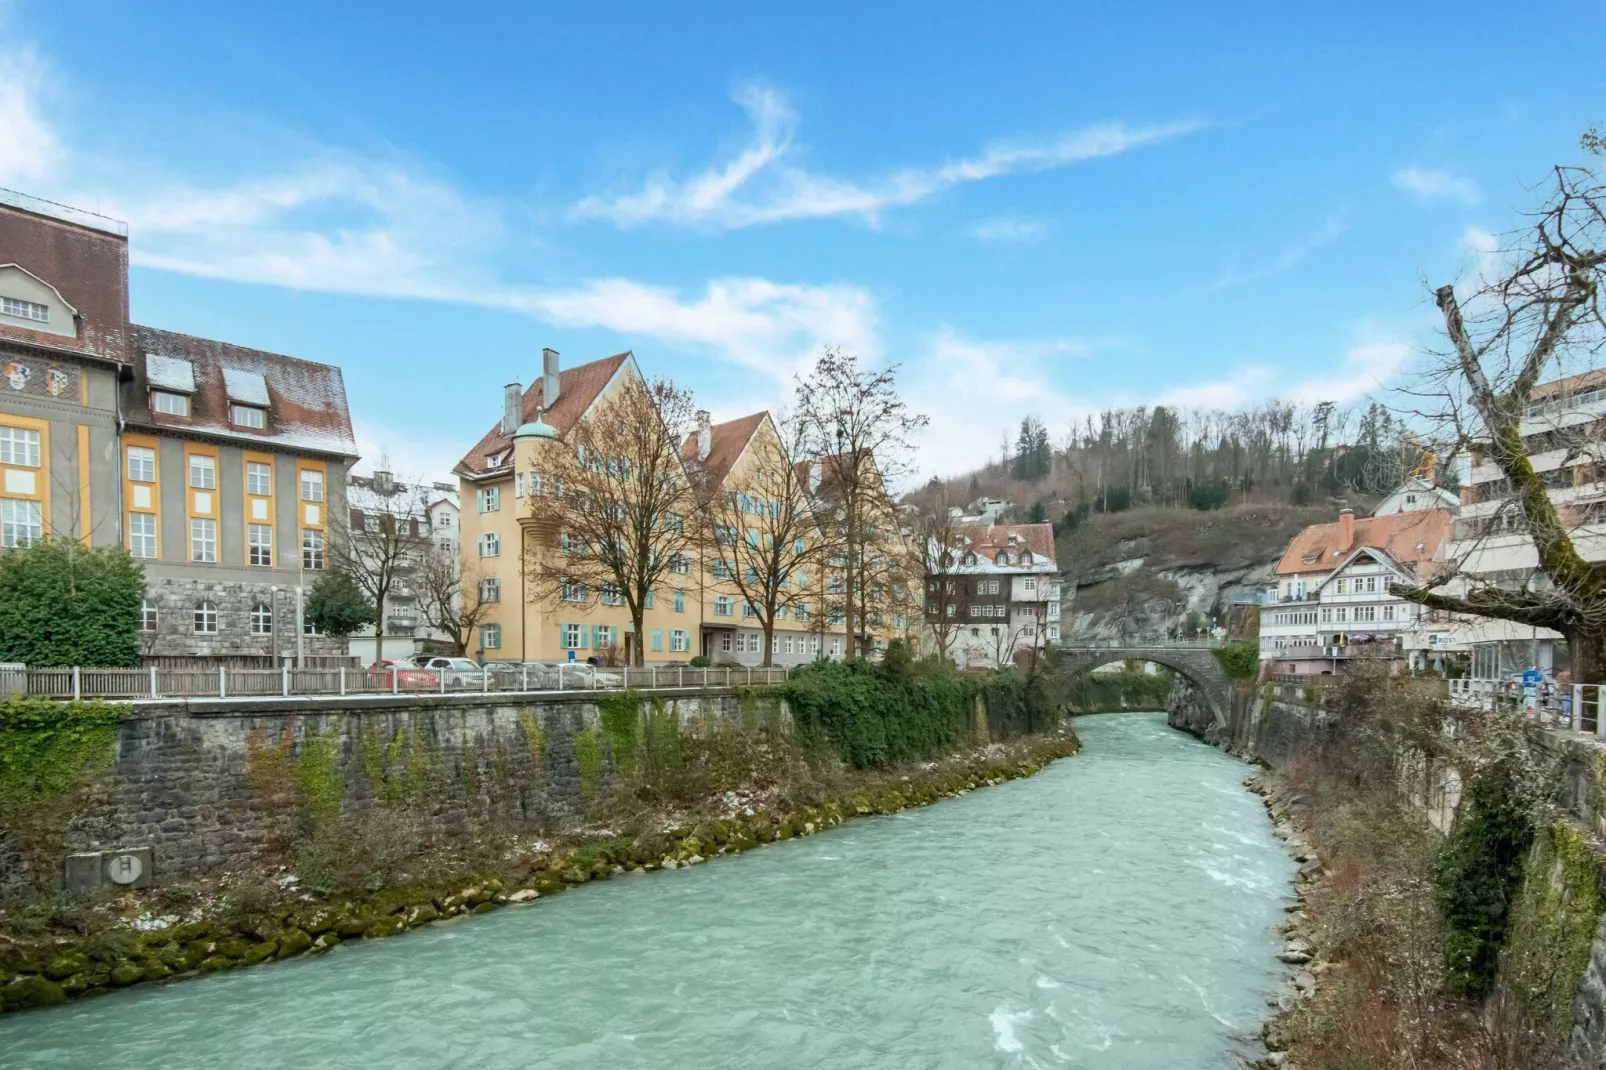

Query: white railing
[5,664,790,702]
[1449,677,1606,738]
[1061,637,1226,650]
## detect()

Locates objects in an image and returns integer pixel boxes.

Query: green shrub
[689,655,710,668]
[304,569,376,640]
[0,539,144,667]
[780,654,977,769]
[1211,641,1259,679]
[1435,762,1535,998]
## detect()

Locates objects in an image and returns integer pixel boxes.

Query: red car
[366,658,437,692]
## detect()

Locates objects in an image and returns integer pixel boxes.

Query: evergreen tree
[304,568,377,641]
[0,539,144,667]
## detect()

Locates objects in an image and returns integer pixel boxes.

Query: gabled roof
[681,411,767,489]
[1311,546,1415,593]
[454,353,630,479]
[1277,508,1449,576]
[946,522,1058,572]
[124,325,358,458]
[0,195,130,363]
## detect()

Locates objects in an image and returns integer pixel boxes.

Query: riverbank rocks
[0,728,1083,1015]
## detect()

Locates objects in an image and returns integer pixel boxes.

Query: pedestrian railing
[1060,637,1226,650]
[8,664,791,702]
[1450,677,1606,739]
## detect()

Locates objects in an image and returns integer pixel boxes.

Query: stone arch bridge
[1056,643,1233,728]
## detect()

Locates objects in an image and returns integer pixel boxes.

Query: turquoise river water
[0,713,1296,1069]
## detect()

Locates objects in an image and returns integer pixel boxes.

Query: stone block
[63,853,102,894]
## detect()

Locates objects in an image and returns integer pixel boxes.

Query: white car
[417,656,486,686]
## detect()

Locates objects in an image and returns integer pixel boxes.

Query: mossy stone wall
[0,689,791,904]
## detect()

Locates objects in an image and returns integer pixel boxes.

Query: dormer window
[1,296,47,322]
[221,368,270,432]
[486,451,507,468]
[152,391,190,416]
[232,405,266,429]
[996,552,1010,565]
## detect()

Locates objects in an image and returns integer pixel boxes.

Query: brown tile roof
[124,325,358,458]
[0,195,130,363]
[1276,508,1450,576]
[454,353,630,478]
[681,411,767,489]
[955,522,1057,568]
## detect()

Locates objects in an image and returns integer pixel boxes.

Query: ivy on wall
[1211,641,1260,679]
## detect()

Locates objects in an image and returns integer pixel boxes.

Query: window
[713,595,735,616]
[721,632,733,652]
[364,515,380,533]
[190,518,217,562]
[127,446,156,483]
[644,589,655,610]
[670,553,690,575]
[1022,576,1037,594]
[250,603,273,636]
[302,528,325,570]
[746,528,759,547]
[480,578,501,602]
[795,603,810,622]
[562,623,584,649]
[663,512,684,533]
[303,619,324,636]
[794,539,806,556]
[1,499,42,547]
[480,532,500,557]
[246,461,272,496]
[1355,605,1376,622]
[478,486,501,513]
[562,579,588,602]
[1335,607,1348,623]
[189,454,216,490]
[152,391,190,416]
[797,572,808,589]
[128,513,157,558]
[0,426,38,472]
[248,523,272,566]
[528,472,546,496]
[712,560,734,580]
[742,600,757,618]
[1382,604,1396,621]
[481,623,502,649]
[1321,607,1332,623]
[300,469,324,502]
[1364,576,1377,593]
[193,600,218,634]
[674,590,685,613]
[651,628,664,652]
[232,405,266,429]
[670,629,690,652]
[139,599,157,632]
[486,451,507,468]
[600,584,625,606]
[1,295,48,322]
[1335,578,1346,595]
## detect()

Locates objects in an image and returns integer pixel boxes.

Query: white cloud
[1207,215,1348,291]
[573,84,1199,230]
[971,217,1049,244]
[905,328,1411,478]
[0,49,63,185]
[1391,166,1481,206]
[1461,225,1501,283]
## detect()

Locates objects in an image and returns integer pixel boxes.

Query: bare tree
[795,348,928,659]
[338,472,430,665]
[695,412,827,667]
[914,481,967,662]
[415,545,494,656]
[1394,147,1606,679]
[524,372,701,667]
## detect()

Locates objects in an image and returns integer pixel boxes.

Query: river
[0,713,1295,1069]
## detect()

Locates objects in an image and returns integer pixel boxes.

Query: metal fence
[1450,677,1606,739]
[5,664,791,702]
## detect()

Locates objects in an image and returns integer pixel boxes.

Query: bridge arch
[1055,645,1234,729]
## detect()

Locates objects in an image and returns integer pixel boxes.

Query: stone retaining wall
[0,689,786,903]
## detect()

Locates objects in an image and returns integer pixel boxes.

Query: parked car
[417,656,487,687]
[528,661,622,689]
[366,658,435,691]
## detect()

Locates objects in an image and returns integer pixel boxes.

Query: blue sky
[2,2,1603,481]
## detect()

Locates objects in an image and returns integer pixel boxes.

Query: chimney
[543,348,561,406]
[501,382,521,435]
[695,410,712,462]
[1338,506,1355,550]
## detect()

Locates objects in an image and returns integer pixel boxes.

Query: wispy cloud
[1391,166,1481,206]
[572,84,1200,230]
[1207,215,1348,291]
[906,327,1410,477]
[0,48,62,185]
[971,217,1049,244]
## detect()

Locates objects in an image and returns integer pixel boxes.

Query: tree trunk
[1567,626,1606,686]
[375,594,385,666]
[762,619,774,668]
[631,608,645,667]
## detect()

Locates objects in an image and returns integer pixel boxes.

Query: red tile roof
[1276,509,1449,576]
[0,196,130,363]
[124,325,358,458]
[955,522,1057,568]
[454,353,630,478]
[681,411,767,488]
